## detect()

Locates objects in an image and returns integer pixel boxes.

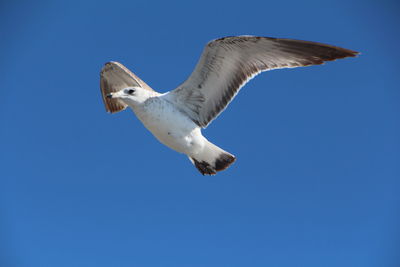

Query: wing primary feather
[99,61,155,113]
[168,36,358,128]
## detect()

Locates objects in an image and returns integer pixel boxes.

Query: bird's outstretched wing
[100,61,154,113]
[168,36,358,128]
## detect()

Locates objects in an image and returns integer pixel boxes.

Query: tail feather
[189,141,236,175]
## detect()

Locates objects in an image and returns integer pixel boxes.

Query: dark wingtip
[349,50,360,56]
[332,47,360,59]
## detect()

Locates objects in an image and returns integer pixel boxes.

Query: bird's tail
[189,141,236,175]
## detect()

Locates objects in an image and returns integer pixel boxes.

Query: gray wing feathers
[169,36,359,128]
[100,61,154,113]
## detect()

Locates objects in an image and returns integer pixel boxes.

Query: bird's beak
[106,93,113,99]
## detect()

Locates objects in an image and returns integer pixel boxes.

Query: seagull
[100,36,358,175]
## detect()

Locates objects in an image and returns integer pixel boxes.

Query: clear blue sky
[1,1,399,266]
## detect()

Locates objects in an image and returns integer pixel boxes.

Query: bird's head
[107,86,151,106]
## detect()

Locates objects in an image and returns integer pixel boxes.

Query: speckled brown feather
[100,61,154,113]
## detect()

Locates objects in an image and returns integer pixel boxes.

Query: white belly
[131,98,204,155]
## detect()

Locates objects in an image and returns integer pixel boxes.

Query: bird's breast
[132,98,203,154]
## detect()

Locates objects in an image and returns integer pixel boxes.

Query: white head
[107,86,152,106]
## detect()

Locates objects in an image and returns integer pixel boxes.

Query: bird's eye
[127,89,135,95]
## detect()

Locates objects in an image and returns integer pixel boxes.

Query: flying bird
[100,36,358,175]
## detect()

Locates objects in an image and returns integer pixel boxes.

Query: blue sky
[0,0,399,266]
